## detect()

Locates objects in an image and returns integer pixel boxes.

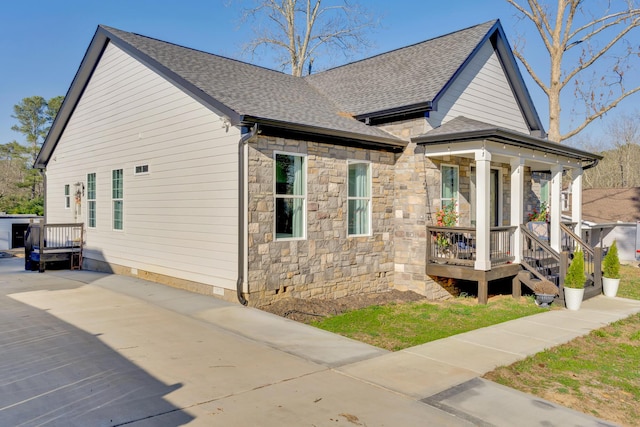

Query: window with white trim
[87,173,96,228]
[274,153,306,239]
[64,184,70,209]
[112,169,123,230]
[441,164,459,215]
[348,161,371,236]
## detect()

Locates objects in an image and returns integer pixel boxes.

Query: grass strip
[312,295,545,351]
[484,263,640,425]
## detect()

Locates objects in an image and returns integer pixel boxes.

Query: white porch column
[510,158,525,263]
[550,164,563,252]
[571,167,583,238]
[475,149,492,271]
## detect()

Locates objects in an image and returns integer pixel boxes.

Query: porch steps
[517,270,555,294]
[521,256,560,286]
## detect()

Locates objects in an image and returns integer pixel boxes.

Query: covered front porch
[413,117,603,303]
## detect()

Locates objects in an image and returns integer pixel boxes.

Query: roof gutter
[354,101,433,124]
[242,116,406,151]
[236,123,258,305]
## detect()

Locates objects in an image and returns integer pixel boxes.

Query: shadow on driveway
[0,261,193,426]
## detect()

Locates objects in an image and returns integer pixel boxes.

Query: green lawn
[484,264,640,426]
[618,264,640,300]
[312,295,546,351]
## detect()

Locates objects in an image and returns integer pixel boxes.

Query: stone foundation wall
[82,258,239,303]
[246,135,396,304]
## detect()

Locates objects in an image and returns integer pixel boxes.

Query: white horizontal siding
[46,42,240,289]
[430,41,530,133]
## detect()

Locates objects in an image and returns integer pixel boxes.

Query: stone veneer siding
[377,118,457,299]
[246,135,396,304]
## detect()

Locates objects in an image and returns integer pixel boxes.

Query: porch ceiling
[419,139,583,171]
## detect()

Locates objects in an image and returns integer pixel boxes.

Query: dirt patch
[257,289,429,324]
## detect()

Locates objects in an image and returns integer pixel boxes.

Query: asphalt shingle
[101,26,401,143]
[305,21,497,117]
[101,22,498,144]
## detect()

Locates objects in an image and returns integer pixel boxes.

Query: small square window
[135,164,149,175]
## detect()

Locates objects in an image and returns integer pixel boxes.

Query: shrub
[602,240,621,279]
[564,249,585,289]
[533,279,559,295]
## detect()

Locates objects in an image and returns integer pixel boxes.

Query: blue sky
[0,0,635,147]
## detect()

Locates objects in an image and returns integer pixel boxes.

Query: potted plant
[563,248,585,310]
[533,279,558,308]
[527,201,548,223]
[434,204,458,259]
[602,240,621,297]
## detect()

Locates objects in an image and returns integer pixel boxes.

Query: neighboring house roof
[582,187,640,223]
[35,20,542,168]
[413,116,602,166]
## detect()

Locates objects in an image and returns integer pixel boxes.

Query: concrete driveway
[1,256,637,426]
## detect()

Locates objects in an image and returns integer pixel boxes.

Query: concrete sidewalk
[1,256,637,426]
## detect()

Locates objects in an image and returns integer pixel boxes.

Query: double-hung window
[348,161,371,236]
[275,153,305,239]
[112,169,123,230]
[441,164,459,215]
[64,184,70,209]
[87,173,96,228]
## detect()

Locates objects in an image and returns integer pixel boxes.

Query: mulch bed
[257,289,429,323]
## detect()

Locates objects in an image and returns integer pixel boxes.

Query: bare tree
[506,0,640,142]
[607,112,640,187]
[576,112,640,188]
[240,0,378,76]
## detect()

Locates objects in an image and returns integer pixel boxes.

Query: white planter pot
[602,277,620,297]
[564,287,585,311]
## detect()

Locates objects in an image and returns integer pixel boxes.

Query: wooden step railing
[520,224,561,285]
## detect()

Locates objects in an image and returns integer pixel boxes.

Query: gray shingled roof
[102,26,400,143]
[305,21,497,117]
[421,116,501,137]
